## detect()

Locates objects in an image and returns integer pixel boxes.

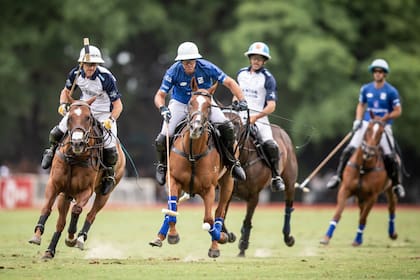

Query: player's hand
[352,119,362,132]
[159,106,171,123]
[58,103,69,116]
[103,117,115,130]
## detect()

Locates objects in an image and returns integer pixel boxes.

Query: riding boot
[155,134,167,185]
[326,146,355,189]
[384,155,405,198]
[41,126,65,169]
[101,147,118,196]
[218,122,246,181]
[262,140,285,192]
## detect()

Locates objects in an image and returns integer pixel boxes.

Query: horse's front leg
[28,182,59,246]
[65,189,92,248]
[149,179,180,247]
[352,196,376,246]
[385,187,398,240]
[282,181,295,247]
[320,186,351,245]
[42,193,71,259]
[202,186,223,258]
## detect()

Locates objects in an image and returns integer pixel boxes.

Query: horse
[320,115,398,246]
[29,96,126,259]
[222,110,298,257]
[149,78,233,258]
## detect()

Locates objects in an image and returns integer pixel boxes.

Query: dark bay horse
[29,97,126,259]
[149,79,233,258]
[320,116,398,246]
[222,111,298,257]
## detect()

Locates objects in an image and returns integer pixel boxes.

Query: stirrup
[326,175,341,189]
[41,149,54,169]
[271,176,285,192]
[392,184,405,198]
[155,163,167,185]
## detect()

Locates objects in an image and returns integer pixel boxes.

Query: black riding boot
[384,155,405,198]
[155,134,167,185]
[218,122,246,181]
[262,140,285,192]
[326,146,355,189]
[101,147,118,196]
[41,126,65,169]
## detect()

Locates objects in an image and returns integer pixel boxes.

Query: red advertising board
[0,176,34,208]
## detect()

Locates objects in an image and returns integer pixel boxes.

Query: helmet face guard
[244,42,271,60]
[78,45,105,63]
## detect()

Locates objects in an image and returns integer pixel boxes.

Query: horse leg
[149,181,180,247]
[28,183,59,246]
[200,186,222,258]
[75,192,111,250]
[215,174,234,244]
[42,194,70,259]
[385,187,398,240]
[352,197,375,246]
[64,203,83,247]
[238,195,258,257]
[320,187,351,245]
[283,199,295,247]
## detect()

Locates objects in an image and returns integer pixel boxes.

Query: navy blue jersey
[159,59,227,104]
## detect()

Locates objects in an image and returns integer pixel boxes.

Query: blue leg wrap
[209,217,224,241]
[283,207,294,235]
[388,213,395,236]
[158,196,178,236]
[354,224,365,244]
[326,220,338,238]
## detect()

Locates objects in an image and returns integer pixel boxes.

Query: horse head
[362,112,385,160]
[67,97,96,154]
[188,78,217,139]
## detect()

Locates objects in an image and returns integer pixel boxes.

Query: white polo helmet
[368,58,389,73]
[78,45,105,63]
[244,42,271,60]
[175,42,202,61]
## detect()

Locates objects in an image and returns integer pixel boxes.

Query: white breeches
[239,112,274,142]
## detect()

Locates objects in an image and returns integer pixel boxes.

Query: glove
[103,117,115,130]
[159,106,171,122]
[58,103,69,116]
[352,119,362,132]
[232,99,248,111]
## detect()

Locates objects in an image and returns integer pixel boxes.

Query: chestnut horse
[221,111,298,257]
[149,79,233,258]
[29,97,126,259]
[320,116,398,246]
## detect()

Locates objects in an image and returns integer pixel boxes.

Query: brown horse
[29,97,126,259]
[149,79,233,258]
[222,111,298,257]
[320,116,398,246]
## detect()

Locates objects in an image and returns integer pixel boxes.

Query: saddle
[247,124,271,168]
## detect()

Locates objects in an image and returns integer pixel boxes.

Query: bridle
[67,102,94,155]
[188,91,212,139]
[361,120,385,160]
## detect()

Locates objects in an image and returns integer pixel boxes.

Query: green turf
[1,204,419,279]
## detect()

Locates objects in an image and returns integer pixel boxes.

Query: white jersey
[237,67,278,142]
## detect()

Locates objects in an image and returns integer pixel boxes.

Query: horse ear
[86,96,97,106]
[191,77,198,92]
[208,82,218,95]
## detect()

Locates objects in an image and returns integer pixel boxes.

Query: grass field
[1,203,419,279]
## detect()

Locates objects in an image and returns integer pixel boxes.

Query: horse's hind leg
[64,203,83,248]
[282,180,295,247]
[238,195,258,257]
[385,188,398,240]
[42,194,70,259]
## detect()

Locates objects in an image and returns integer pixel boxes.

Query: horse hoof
[319,238,330,245]
[227,232,236,243]
[28,236,41,246]
[167,234,180,245]
[65,237,77,247]
[389,233,398,240]
[285,236,295,247]
[237,251,245,257]
[76,236,85,250]
[352,241,362,247]
[149,238,163,247]
[42,250,54,260]
[208,248,220,258]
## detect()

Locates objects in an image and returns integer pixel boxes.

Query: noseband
[361,120,385,160]
[188,91,212,128]
[68,103,94,152]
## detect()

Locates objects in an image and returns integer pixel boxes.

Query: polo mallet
[69,37,90,98]
[295,131,352,191]
[161,117,180,217]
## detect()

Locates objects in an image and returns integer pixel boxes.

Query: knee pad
[155,134,166,152]
[103,147,118,166]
